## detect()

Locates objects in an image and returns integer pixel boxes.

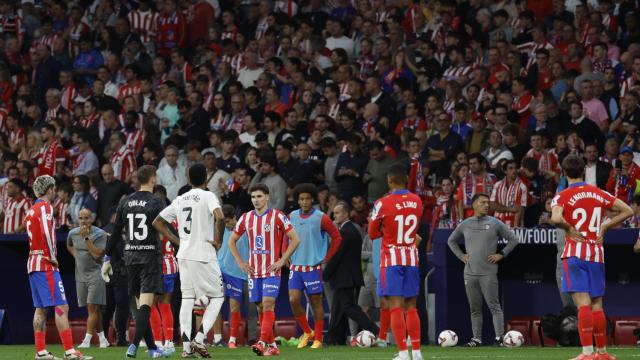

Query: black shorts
[127,262,163,296]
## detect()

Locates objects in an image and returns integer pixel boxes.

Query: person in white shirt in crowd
[203,151,231,199]
[156,145,188,201]
[482,129,514,171]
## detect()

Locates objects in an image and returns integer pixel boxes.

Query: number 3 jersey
[551,182,616,263]
[159,188,222,263]
[368,190,423,268]
[114,191,166,266]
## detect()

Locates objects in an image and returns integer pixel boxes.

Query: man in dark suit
[584,143,613,189]
[364,76,397,126]
[324,202,379,345]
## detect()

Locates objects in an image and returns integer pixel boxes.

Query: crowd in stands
[2,0,640,242]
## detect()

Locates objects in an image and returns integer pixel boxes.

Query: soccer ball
[355,330,376,348]
[437,330,458,347]
[504,330,525,348]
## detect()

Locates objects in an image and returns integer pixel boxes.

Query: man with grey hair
[45,88,65,123]
[447,193,519,347]
[237,51,264,89]
[156,145,188,201]
[66,209,109,349]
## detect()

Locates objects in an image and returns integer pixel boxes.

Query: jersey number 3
[394,214,418,245]
[127,213,148,241]
[572,207,602,237]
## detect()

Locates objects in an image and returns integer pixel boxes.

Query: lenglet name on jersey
[567,192,605,206]
[395,201,418,210]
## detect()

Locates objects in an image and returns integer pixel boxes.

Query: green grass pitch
[0,345,638,360]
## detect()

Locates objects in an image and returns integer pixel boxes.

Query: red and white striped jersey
[35,140,66,177]
[620,74,637,99]
[517,41,554,70]
[9,127,25,145]
[368,190,423,268]
[443,64,472,82]
[80,113,100,128]
[525,148,560,174]
[0,107,7,133]
[118,112,144,129]
[117,80,141,100]
[162,236,179,275]
[221,54,243,75]
[68,21,90,59]
[53,198,70,229]
[490,177,528,228]
[110,146,136,182]
[122,127,144,155]
[128,10,158,44]
[221,27,238,43]
[0,14,24,38]
[551,182,616,263]
[25,201,57,273]
[233,208,294,279]
[37,34,57,52]
[4,196,29,233]
[175,62,193,86]
[60,84,77,110]
[512,91,533,126]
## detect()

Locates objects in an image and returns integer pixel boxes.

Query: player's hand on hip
[268,259,285,272]
[101,261,113,283]
[239,260,252,275]
[46,257,59,267]
[462,254,470,263]
[567,227,586,242]
[487,253,503,263]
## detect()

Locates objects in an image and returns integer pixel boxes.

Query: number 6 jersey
[159,188,222,263]
[113,191,166,266]
[368,190,423,268]
[551,182,616,263]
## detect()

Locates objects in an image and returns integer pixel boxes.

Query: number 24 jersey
[551,182,616,263]
[368,190,423,268]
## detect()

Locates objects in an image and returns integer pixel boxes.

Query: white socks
[82,333,92,344]
[98,331,107,342]
[583,345,594,355]
[213,334,222,343]
[194,297,224,344]
[180,298,195,352]
[229,336,237,343]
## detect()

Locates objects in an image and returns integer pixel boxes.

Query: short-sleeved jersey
[35,140,66,177]
[114,191,166,266]
[233,208,293,279]
[368,190,423,268]
[24,201,57,273]
[551,182,616,263]
[159,188,221,263]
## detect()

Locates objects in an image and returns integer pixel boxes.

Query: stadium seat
[274,318,297,340]
[507,319,532,345]
[46,319,86,345]
[613,320,640,346]
[531,320,557,347]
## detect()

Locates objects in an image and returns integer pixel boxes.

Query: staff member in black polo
[424,112,464,179]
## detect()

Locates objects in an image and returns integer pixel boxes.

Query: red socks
[390,307,407,351]
[592,310,607,349]
[158,303,174,342]
[58,328,74,352]
[405,308,421,350]
[260,310,275,344]
[314,319,323,343]
[150,305,162,342]
[295,314,312,334]
[257,311,264,341]
[230,311,241,339]
[35,331,46,352]
[379,308,390,341]
[577,306,594,347]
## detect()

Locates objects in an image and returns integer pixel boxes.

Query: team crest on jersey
[264,224,271,232]
[485,224,490,230]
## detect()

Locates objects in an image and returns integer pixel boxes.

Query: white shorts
[178,258,224,299]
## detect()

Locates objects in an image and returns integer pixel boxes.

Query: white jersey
[159,188,221,262]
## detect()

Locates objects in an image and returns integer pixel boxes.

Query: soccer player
[227,183,301,356]
[149,220,178,352]
[154,164,226,358]
[101,165,171,358]
[288,183,342,349]
[26,175,93,360]
[217,204,250,349]
[368,164,423,360]
[550,155,633,360]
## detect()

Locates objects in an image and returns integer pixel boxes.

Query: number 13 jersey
[551,182,616,263]
[114,191,166,266]
[368,190,423,268]
[159,188,222,263]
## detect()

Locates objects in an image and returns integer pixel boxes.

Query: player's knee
[54,305,68,317]
[230,299,241,312]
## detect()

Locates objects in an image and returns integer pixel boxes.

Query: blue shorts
[29,271,67,308]
[377,266,420,298]
[561,257,605,298]
[223,273,246,301]
[248,276,280,303]
[288,269,323,295]
[163,273,177,293]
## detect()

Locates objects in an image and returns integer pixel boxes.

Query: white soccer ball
[504,330,525,348]
[437,330,458,347]
[355,330,376,348]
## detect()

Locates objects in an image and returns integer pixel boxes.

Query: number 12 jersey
[551,182,616,263]
[368,190,423,268]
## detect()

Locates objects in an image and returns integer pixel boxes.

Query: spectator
[69,175,98,226]
[33,43,62,108]
[334,133,367,202]
[250,153,287,210]
[363,141,394,203]
[580,79,610,131]
[2,178,29,234]
[567,101,606,151]
[54,182,72,231]
[607,146,640,202]
[321,137,340,194]
[456,153,497,220]
[275,141,297,186]
[35,124,66,178]
[217,131,241,174]
[109,131,136,183]
[482,130,514,171]
[222,165,254,216]
[156,145,188,201]
[72,132,99,176]
[66,208,109,349]
[584,143,613,189]
[96,164,132,227]
[425,113,464,179]
[490,160,528,228]
[203,151,231,199]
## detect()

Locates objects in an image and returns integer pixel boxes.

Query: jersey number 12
[394,214,418,245]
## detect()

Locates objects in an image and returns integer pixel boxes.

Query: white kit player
[154,164,225,358]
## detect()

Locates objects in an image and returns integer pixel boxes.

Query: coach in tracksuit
[447,193,519,347]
